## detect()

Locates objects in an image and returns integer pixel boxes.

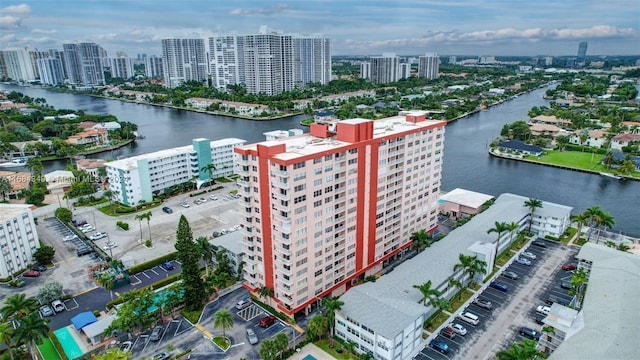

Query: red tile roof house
[610,133,640,151]
[66,129,109,146]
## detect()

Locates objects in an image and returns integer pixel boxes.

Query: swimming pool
[302,355,318,360]
[53,327,84,360]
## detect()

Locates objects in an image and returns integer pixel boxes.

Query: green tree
[410,229,431,252]
[453,254,475,287]
[259,338,279,360]
[1,293,38,320]
[213,309,234,338]
[305,315,328,341]
[322,297,344,340]
[54,207,72,223]
[258,286,274,302]
[33,245,55,265]
[0,321,16,360]
[273,332,289,359]
[448,276,464,300]
[175,215,206,309]
[487,221,509,261]
[583,205,603,242]
[196,236,214,277]
[94,348,132,360]
[468,257,488,287]
[523,198,543,233]
[0,176,12,201]
[571,213,589,242]
[25,157,43,174]
[37,281,63,304]
[135,211,153,245]
[495,339,544,360]
[594,211,614,244]
[505,221,520,247]
[14,312,50,360]
[602,151,616,169]
[201,163,216,185]
[569,268,588,306]
[412,280,440,307]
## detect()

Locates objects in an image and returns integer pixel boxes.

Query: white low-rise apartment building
[0,204,41,278]
[335,193,572,359]
[106,138,245,205]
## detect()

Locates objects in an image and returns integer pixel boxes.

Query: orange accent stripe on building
[367,142,379,265]
[355,145,367,272]
[258,156,274,291]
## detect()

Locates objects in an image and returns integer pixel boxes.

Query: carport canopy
[71,311,98,330]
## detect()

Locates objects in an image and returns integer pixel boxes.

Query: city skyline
[1,0,638,57]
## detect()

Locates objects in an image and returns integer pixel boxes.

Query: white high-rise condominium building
[399,63,411,79]
[145,55,164,78]
[0,204,41,279]
[418,53,440,79]
[63,42,105,85]
[109,57,134,79]
[208,34,245,90]
[106,138,245,205]
[1,48,37,82]
[234,111,446,316]
[360,62,371,79]
[292,35,331,88]
[370,53,400,84]
[243,28,294,96]
[161,38,208,88]
[37,58,65,85]
[47,49,68,79]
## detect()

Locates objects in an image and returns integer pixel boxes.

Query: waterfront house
[438,188,494,220]
[569,130,607,148]
[0,170,31,199]
[66,129,108,146]
[611,152,640,172]
[75,158,106,177]
[530,115,572,128]
[498,140,543,156]
[529,123,567,138]
[610,133,640,151]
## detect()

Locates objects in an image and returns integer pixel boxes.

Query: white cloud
[229,3,293,16]
[0,15,22,29]
[30,28,56,34]
[2,3,31,15]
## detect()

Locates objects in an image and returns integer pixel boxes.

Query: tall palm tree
[305,315,328,342]
[212,309,234,338]
[410,229,431,252]
[196,236,214,277]
[523,198,543,233]
[135,211,153,245]
[487,221,509,261]
[0,177,12,201]
[505,221,520,248]
[496,339,544,360]
[0,322,15,360]
[322,297,344,339]
[14,312,50,360]
[257,286,274,302]
[570,268,588,307]
[201,163,216,185]
[1,293,38,320]
[453,254,475,287]
[571,213,589,242]
[448,276,464,300]
[594,212,615,244]
[412,280,440,307]
[583,205,603,242]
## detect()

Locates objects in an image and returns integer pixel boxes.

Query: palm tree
[257,286,274,302]
[1,293,38,320]
[570,268,588,307]
[594,212,614,244]
[468,257,488,288]
[410,229,431,252]
[571,213,589,242]
[505,221,520,248]
[0,322,15,360]
[196,236,214,277]
[0,177,12,201]
[322,297,344,339]
[102,189,114,212]
[523,198,543,233]
[135,211,153,245]
[487,221,509,262]
[453,253,475,287]
[448,276,463,300]
[305,315,328,341]
[273,332,289,359]
[14,312,50,360]
[583,205,603,242]
[212,309,234,338]
[201,163,217,185]
[94,348,132,360]
[602,151,616,169]
[495,339,544,360]
[412,280,440,307]
[25,157,43,174]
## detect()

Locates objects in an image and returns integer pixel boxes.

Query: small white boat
[600,172,622,180]
[0,159,27,167]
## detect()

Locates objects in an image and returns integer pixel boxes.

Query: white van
[457,311,480,326]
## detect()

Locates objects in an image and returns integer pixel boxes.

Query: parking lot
[415,238,579,360]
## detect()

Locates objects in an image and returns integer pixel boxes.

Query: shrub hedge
[105,273,181,309]
[116,221,129,231]
[126,252,177,274]
[49,330,70,360]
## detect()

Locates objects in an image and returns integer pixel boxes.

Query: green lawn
[425,311,451,333]
[526,150,603,170]
[37,337,63,360]
[314,339,358,360]
[212,336,230,351]
[447,289,475,313]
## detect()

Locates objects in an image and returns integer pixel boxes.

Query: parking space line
[141,271,150,279]
[150,268,159,276]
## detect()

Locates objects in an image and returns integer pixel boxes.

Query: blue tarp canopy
[71,311,98,330]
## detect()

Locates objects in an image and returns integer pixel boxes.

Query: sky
[1,0,639,57]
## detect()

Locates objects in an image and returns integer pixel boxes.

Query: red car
[259,315,277,328]
[22,269,41,277]
[562,263,577,271]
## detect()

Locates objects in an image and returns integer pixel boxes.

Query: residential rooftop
[439,188,494,209]
[0,203,35,219]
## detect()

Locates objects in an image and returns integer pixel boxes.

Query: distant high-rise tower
[449,56,457,64]
[292,35,331,88]
[418,53,440,79]
[208,34,245,90]
[370,53,400,84]
[161,38,207,88]
[37,58,64,85]
[577,42,588,63]
[399,63,411,79]
[63,42,105,85]
[242,31,294,95]
[360,62,371,79]
[1,48,37,82]
[145,55,164,78]
[109,57,134,79]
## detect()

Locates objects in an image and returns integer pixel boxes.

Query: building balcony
[276,276,292,287]
[271,191,290,201]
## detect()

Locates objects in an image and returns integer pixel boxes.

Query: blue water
[53,327,83,359]
[302,355,318,360]
[144,288,185,313]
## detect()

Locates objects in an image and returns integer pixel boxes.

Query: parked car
[519,327,540,340]
[209,195,218,200]
[31,265,47,272]
[160,261,174,271]
[473,298,493,310]
[90,232,107,241]
[562,263,577,271]
[119,341,133,352]
[521,251,537,260]
[532,240,547,248]
[502,270,519,280]
[439,326,456,339]
[490,281,508,292]
[236,299,252,310]
[22,269,40,277]
[81,225,95,233]
[198,197,207,203]
[457,311,480,325]
[450,323,468,336]
[259,315,277,328]
[429,339,450,354]
[76,247,93,256]
[212,231,221,237]
[560,280,572,289]
[534,313,546,325]
[515,257,532,266]
[150,325,164,341]
[63,234,78,242]
[103,242,118,250]
[246,328,258,345]
[51,300,65,313]
[181,202,190,208]
[73,220,87,227]
[153,352,171,360]
[162,207,173,214]
[536,305,551,316]
[39,305,54,317]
